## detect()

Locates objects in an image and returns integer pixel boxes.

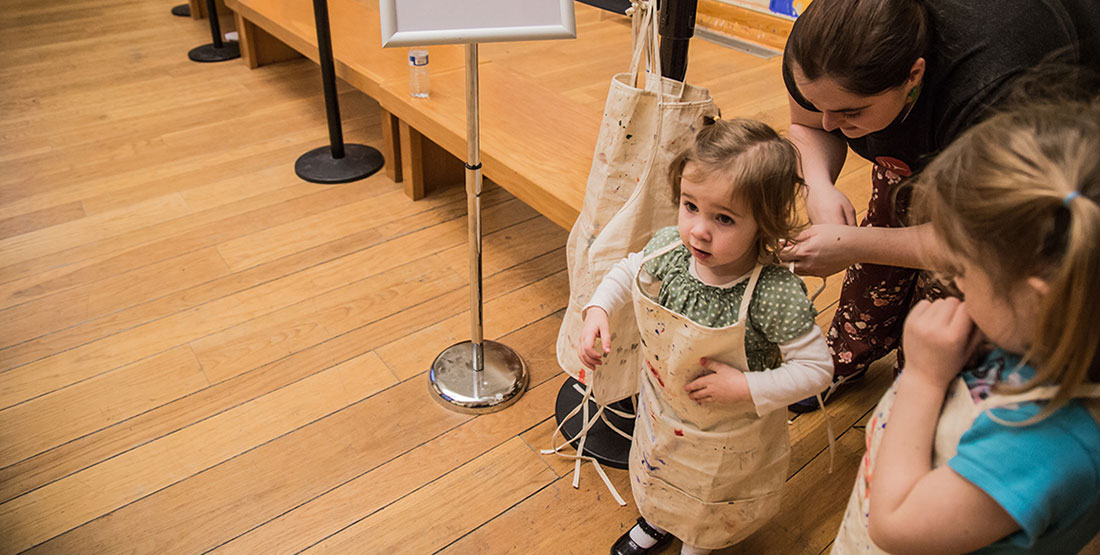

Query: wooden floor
[0,1,936,553]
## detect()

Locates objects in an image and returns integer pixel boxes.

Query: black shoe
[788,369,868,414]
[611,517,671,555]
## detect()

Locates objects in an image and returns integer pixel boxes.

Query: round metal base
[294,144,384,184]
[429,340,528,414]
[170,3,191,16]
[553,377,635,469]
[188,41,240,62]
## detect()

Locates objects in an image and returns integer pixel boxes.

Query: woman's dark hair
[784,0,931,96]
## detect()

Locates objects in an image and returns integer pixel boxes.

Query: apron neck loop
[737,264,764,324]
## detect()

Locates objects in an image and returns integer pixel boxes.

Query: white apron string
[788,261,835,471]
[976,382,1100,418]
[541,381,629,506]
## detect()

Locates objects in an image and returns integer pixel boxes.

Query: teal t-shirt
[949,349,1100,554]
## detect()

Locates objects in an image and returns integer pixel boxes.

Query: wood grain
[0,0,1029,553]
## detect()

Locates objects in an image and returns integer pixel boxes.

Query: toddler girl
[578,117,834,555]
[832,102,1100,553]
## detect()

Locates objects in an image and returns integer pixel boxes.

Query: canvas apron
[832,377,1100,553]
[629,243,789,549]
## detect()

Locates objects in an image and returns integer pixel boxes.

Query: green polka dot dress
[641,226,817,373]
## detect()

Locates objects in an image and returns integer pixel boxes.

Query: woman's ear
[907,57,926,89]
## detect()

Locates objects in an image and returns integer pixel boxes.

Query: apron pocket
[636,403,790,502]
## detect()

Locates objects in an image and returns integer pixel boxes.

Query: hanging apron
[555,0,718,407]
[629,242,790,550]
[832,375,1100,553]
[544,0,718,506]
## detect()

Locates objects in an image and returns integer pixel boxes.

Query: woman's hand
[577,307,611,370]
[684,358,752,404]
[901,298,982,389]
[780,224,860,277]
[806,183,858,226]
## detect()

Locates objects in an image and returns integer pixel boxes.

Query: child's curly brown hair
[667,116,807,262]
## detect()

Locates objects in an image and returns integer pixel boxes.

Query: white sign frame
[379,0,576,47]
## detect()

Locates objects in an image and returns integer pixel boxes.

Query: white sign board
[379,0,576,47]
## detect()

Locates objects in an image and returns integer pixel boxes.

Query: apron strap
[626,0,657,88]
[977,382,1100,412]
[736,264,765,325]
[640,238,683,264]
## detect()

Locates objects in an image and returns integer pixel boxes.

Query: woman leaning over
[778,0,1100,411]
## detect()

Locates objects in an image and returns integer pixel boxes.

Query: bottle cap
[409,49,429,66]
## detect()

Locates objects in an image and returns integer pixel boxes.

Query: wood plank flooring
[9,1,1084,554]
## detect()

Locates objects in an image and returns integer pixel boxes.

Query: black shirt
[783,0,1100,174]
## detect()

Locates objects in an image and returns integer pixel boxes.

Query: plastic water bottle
[409,49,429,98]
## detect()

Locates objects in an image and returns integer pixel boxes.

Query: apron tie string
[542,382,630,506]
[789,261,834,470]
[569,382,636,440]
[814,392,837,473]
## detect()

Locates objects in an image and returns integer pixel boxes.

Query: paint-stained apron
[832,376,1100,553]
[629,243,789,549]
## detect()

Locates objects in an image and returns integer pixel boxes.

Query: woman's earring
[907,86,918,102]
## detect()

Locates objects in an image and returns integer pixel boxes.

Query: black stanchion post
[187,0,240,62]
[659,0,697,81]
[294,0,384,184]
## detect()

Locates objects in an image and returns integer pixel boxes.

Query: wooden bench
[183,0,231,20]
[224,0,866,230]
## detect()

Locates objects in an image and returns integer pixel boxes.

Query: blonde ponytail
[1029,189,1100,418]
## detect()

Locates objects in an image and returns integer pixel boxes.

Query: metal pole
[658,0,697,81]
[187,0,239,62]
[465,43,484,372]
[426,42,527,414]
[206,0,224,48]
[292,0,384,184]
[312,0,345,159]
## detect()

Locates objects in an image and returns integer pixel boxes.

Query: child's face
[953,259,1042,354]
[677,164,760,284]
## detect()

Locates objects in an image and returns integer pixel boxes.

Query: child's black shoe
[611,517,671,555]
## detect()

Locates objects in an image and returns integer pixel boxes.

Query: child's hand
[902,298,982,389]
[685,358,752,404]
[578,307,611,370]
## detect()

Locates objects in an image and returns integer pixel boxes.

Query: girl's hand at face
[902,298,983,389]
[577,307,611,370]
[685,357,752,404]
[779,224,860,277]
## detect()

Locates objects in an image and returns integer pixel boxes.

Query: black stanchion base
[170,3,191,17]
[188,41,240,63]
[295,144,384,184]
[553,377,635,469]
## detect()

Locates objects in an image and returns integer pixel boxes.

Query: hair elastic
[1064,191,1081,206]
